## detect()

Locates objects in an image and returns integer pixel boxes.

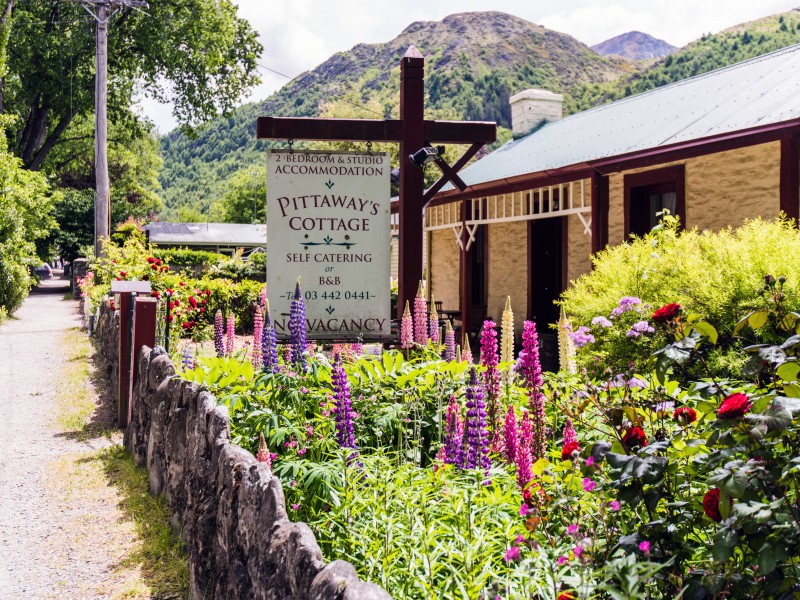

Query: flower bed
[174,279,800,599]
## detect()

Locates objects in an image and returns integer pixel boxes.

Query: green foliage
[3,0,262,169]
[561,217,800,377]
[50,189,94,263]
[207,250,266,283]
[0,136,57,315]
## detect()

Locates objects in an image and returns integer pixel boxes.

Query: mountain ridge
[591,31,677,60]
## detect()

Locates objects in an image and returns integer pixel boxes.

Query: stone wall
[94,308,391,600]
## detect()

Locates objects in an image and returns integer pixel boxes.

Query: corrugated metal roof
[450,43,800,189]
[145,222,266,246]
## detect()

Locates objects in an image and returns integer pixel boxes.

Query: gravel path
[0,277,133,598]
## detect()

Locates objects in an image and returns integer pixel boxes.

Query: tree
[218,166,266,223]
[2,0,262,169]
[50,189,93,264]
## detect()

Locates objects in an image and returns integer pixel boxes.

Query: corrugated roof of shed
[145,222,266,246]
[449,43,800,189]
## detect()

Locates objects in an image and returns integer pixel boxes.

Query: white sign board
[267,150,391,340]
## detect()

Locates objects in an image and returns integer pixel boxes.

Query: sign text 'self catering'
[266,150,391,340]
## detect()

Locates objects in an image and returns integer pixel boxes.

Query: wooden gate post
[127,296,158,429]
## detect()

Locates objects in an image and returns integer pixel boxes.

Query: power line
[255,61,385,118]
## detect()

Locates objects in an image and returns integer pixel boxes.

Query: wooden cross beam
[256,46,496,321]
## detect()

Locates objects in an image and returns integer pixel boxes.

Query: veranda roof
[145,222,267,247]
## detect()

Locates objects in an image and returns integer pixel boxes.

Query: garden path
[0,277,135,598]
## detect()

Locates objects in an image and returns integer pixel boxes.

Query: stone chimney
[509,89,564,137]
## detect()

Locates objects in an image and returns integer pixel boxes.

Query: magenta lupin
[521,320,546,461]
[515,409,533,490]
[503,405,518,464]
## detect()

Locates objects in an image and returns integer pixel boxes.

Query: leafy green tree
[218,166,265,223]
[2,0,262,169]
[49,189,93,264]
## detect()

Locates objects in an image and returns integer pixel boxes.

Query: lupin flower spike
[462,335,473,364]
[500,296,514,365]
[521,321,546,461]
[289,278,307,371]
[332,353,356,449]
[443,321,456,361]
[257,433,272,474]
[465,367,491,472]
[429,295,440,343]
[262,299,278,373]
[515,409,533,490]
[252,305,263,369]
[225,313,236,356]
[503,405,518,464]
[413,281,428,345]
[214,309,224,357]
[558,306,577,375]
[400,300,413,349]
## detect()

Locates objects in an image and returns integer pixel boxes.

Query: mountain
[575,9,800,109]
[591,31,677,60]
[159,9,800,219]
[158,12,634,217]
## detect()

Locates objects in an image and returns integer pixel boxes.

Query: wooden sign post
[257,46,496,321]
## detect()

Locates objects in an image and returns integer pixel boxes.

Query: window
[624,166,685,237]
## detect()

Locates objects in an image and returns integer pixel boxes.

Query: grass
[50,317,189,598]
[100,445,190,599]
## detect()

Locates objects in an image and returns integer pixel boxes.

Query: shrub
[207,249,266,282]
[151,247,227,276]
[561,216,800,377]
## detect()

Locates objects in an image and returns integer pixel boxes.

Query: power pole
[72,0,148,257]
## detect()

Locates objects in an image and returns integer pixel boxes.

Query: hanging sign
[267,149,391,340]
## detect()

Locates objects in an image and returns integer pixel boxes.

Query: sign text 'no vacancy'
[267,150,391,340]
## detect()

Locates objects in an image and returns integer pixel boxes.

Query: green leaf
[748,309,769,330]
[692,321,718,344]
[779,312,800,332]
[776,361,800,382]
[712,527,738,562]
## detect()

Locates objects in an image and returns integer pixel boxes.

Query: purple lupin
[443,321,456,361]
[443,394,463,466]
[262,299,278,373]
[289,278,307,371]
[331,353,356,449]
[480,320,501,442]
[214,309,224,357]
[464,368,490,471]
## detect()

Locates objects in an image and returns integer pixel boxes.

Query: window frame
[623,165,686,237]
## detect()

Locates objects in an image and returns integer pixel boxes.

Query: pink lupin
[256,433,272,475]
[413,281,428,345]
[226,313,235,356]
[252,305,263,368]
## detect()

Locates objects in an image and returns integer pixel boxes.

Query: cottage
[425,44,800,359]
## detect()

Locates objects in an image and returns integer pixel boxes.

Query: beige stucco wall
[428,229,460,313]
[567,212,593,283]
[486,221,527,336]
[608,141,782,245]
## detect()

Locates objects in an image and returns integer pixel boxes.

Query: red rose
[652,303,681,322]
[169,301,175,309]
[182,321,191,329]
[168,314,174,322]
[703,487,731,522]
[166,288,173,295]
[152,291,160,299]
[673,406,697,424]
[717,393,751,420]
[151,264,158,270]
[146,256,155,263]
[179,281,186,287]
[622,426,648,451]
[188,296,197,308]
[561,441,580,461]
[119,271,127,278]
[206,289,212,297]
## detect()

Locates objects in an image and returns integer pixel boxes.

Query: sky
[138,0,800,132]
